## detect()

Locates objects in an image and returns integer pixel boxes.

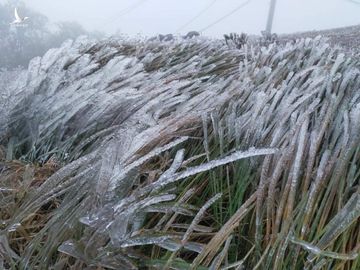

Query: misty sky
[3,0,360,37]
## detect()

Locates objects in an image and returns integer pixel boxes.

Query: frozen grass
[0,35,359,269]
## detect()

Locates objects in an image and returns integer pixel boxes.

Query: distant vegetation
[0,2,102,69]
[280,25,360,54]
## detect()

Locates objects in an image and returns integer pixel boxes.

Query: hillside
[0,35,359,269]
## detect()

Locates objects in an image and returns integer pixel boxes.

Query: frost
[182,193,222,244]
[1,34,359,269]
[120,235,178,248]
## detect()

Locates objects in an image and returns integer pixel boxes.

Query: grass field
[0,32,359,269]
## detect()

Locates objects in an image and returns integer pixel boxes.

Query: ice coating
[0,34,359,268]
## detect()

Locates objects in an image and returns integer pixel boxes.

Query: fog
[2,0,359,37]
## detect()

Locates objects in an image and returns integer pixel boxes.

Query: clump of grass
[0,35,359,269]
[0,157,60,268]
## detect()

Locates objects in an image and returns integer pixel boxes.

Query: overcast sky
[4,0,360,37]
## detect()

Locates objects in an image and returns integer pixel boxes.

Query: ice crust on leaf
[1,34,359,269]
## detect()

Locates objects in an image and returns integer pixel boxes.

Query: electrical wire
[346,0,360,4]
[175,0,218,33]
[102,0,149,27]
[198,0,253,33]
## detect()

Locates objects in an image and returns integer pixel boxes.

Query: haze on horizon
[2,0,360,37]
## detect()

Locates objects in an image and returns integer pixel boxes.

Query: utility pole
[265,0,277,34]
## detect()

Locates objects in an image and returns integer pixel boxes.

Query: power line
[175,0,218,33]
[198,0,253,33]
[346,0,360,4]
[102,0,148,27]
